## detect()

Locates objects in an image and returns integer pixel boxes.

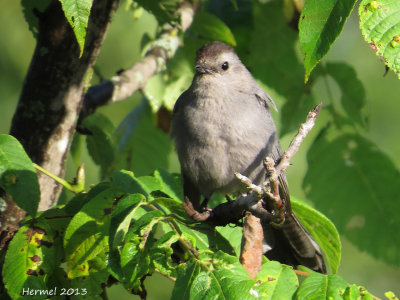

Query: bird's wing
[255,89,278,112]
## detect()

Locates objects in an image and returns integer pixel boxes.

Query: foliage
[359,0,400,79]
[59,0,93,56]
[0,134,376,299]
[1,0,400,299]
[0,135,40,216]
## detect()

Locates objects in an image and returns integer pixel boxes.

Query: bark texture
[1,0,120,245]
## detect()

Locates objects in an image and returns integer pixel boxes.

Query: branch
[2,0,120,248]
[79,1,198,121]
[273,103,322,180]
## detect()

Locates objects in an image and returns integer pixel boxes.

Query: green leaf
[215,226,243,257]
[359,0,400,78]
[115,99,173,176]
[190,259,255,300]
[135,0,181,24]
[172,253,297,300]
[175,222,236,255]
[64,187,124,278]
[154,169,184,201]
[296,273,348,299]
[144,73,167,112]
[343,284,374,299]
[292,197,341,274]
[190,11,236,46]
[0,134,40,216]
[59,0,93,56]
[304,130,400,266]
[82,113,116,177]
[256,261,299,299]
[120,223,158,289]
[2,223,54,299]
[109,193,146,249]
[150,197,186,217]
[325,62,367,127]
[112,169,164,197]
[248,1,314,136]
[299,0,357,81]
[63,182,113,215]
[385,291,399,300]
[70,252,109,297]
[150,231,180,275]
[171,261,202,299]
[132,210,165,237]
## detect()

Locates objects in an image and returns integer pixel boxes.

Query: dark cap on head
[196,41,235,61]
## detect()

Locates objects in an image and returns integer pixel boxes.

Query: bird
[170,41,326,273]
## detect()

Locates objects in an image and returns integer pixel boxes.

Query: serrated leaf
[2,224,54,299]
[171,261,202,299]
[343,284,374,299]
[154,169,183,201]
[325,62,367,127]
[292,197,341,274]
[71,252,109,297]
[150,197,186,217]
[215,226,243,257]
[191,266,253,299]
[256,261,299,300]
[299,0,357,81]
[176,222,236,255]
[0,134,40,216]
[111,169,162,197]
[359,0,400,78]
[304,131,400,266]
[150,231,180,275]
[59,0,93,56]
[64,187,124,278]
[109,193,146,249]
[64,182,113,215]
[82,113,116,177]
[120,224,158,289]
[132,210,165,237]
[296,273,348,300]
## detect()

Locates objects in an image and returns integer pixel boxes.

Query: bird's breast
[173,92,275,196]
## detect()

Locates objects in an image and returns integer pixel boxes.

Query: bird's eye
[221,61,229,71]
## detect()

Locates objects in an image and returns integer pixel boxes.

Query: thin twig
[274,103,322,180]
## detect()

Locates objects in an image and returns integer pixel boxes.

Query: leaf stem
[33,163,83,193]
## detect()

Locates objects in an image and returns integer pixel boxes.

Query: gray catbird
[171,41,325,273]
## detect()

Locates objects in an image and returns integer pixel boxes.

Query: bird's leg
[182,197,212,222]
[199,197,210,211]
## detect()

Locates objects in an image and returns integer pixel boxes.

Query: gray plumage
[171,41,325,273]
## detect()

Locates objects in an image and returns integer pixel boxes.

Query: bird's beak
[195,63,216,74]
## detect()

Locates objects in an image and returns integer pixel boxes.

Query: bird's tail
[263,211,326,273]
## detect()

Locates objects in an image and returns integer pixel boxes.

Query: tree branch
[1,0,120,247]
[79,1,198,121]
